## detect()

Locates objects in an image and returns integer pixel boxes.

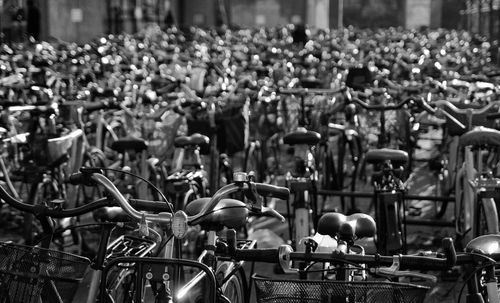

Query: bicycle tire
[375,191,405,255]
[243,141,263,183]
[434,168,449,219]
[344,135,362,213]
[106,267,137,303]
[24,182,49,246]
[475,198,499,237]
[317,143,335,190]
[221,268,246,303]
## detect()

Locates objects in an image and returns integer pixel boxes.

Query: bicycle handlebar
[0,183,173,218]
[232,237,456,271]
[433,100,500,116]
[69,169,289,227]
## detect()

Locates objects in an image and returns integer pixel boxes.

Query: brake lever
[258,206,285,223]
[372,255,437,283]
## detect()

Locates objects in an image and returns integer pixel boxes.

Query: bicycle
[230,222,457,303]
[0,168,173,303]
[429,99,500,218]
[281,127,321,252]
[85,170,289,303]
[0,102,86,245]
[347,92,466,255]
[454,126,500,249]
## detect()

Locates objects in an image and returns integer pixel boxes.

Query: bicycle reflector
[172,211,188,239]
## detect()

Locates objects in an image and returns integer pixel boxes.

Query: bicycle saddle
[466,234,500,259]
[174,133,210,148]
[283,128,321,146]
[459,127,500,148]
[185,198,248,231]
[317,212,376,241]
[365,148,408,165]
[111,138,148,153]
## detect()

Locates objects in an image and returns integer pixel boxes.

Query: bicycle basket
[253,275,429,303]
[0,242,90,303]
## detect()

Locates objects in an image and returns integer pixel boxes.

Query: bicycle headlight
[172,211,188,239]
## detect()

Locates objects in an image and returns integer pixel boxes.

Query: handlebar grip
[128,199,173,213]
[399,255,450,270]
[255,183,290,200]
[68,172,94,186]
[233,248,280,263]
[68,169,103,186]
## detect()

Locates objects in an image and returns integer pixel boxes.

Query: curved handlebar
[0,182,172,218]
[70,170,289,227]
[433,100,500,116]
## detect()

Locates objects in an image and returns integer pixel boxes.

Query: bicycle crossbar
[317,190,455,203]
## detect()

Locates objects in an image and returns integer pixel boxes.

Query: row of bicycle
[2,78,500,259]
[1,167,500,303]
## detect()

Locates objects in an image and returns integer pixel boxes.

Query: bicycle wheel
[221,268,246,303]
[107,268,137,303]
[475,198,499,237]
[434,167,449,218]
[244,141,262,182]
[343,135,363,213]
[24,182,49,245]
[317,142,335,190]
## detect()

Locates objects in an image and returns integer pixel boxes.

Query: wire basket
[253,275,430,303]
[0,242,90,303]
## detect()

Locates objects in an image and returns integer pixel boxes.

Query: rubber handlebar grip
[233,248,280,263]
[255,183,290,200]
[399,256,450,270]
